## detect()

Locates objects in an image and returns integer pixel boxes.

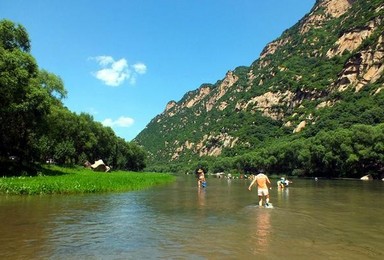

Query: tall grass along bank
[0,166,175,195]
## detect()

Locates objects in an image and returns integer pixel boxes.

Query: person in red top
[248,170,272,207]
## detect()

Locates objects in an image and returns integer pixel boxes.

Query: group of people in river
[195,168,292,208]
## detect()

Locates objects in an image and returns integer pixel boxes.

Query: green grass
[0,165,175,195]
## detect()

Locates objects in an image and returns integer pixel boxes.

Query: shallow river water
[0,176,383,259]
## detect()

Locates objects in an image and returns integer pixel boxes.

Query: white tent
[90,159,110,172]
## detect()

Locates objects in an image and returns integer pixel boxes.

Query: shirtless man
[248,171,271,207]
[196,168,206,188]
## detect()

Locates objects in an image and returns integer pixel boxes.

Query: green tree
[0,19,43,161]
[34,69,67,101]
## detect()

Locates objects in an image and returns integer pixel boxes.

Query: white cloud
[95,56,114,66]
[91,56,146,87]
[102,118,114,126]
[102,116,134,127]
[133,63,147,74]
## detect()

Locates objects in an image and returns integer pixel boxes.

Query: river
[0,175,383,259]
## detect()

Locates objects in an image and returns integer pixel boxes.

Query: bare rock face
[333,31,384,92]
[165,100,176,113]
[323,0,355,18]
[293,121,307,133]
[161,71,238,118]
[185,86,211,109]
[259,38,291,67]
[235,90,295,120]
[205,71,238,112]
[300,0,354,34]
[326,27,375,58]
[171,133,239,160]
[324,2,383,92]
[259,0,354,65]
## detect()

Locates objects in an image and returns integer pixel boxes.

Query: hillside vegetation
[135,0,384,178]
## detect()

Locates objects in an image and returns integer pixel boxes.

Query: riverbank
[0,165,175,195]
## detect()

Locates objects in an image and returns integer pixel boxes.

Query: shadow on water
[0,176,383,259]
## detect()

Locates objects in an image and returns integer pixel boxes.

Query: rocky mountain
[135,0,384,170]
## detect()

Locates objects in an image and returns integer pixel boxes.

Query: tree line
[147,123,384,179]
[0,20,145,175]
[228,124,384,179]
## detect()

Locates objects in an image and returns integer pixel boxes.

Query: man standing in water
[196,168,206,188]
[248,170,272,207]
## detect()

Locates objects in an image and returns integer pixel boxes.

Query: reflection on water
[197,186,206,208]
[249,207,271,255]
[0,177,383,259]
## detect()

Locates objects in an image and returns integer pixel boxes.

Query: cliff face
[135,0,384,165]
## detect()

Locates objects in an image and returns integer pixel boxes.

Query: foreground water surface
[0,176,383,259]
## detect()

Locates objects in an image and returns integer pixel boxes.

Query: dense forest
[135,0,384,179]
[0,20,146,176]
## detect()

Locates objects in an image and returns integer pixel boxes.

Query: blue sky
[1,0,315,141]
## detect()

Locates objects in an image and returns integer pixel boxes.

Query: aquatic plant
[0,165,175,195]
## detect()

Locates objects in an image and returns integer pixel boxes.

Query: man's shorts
[258,188,269,196]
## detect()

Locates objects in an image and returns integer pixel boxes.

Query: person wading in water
[248,170,272,207]
[196,168,206,188]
